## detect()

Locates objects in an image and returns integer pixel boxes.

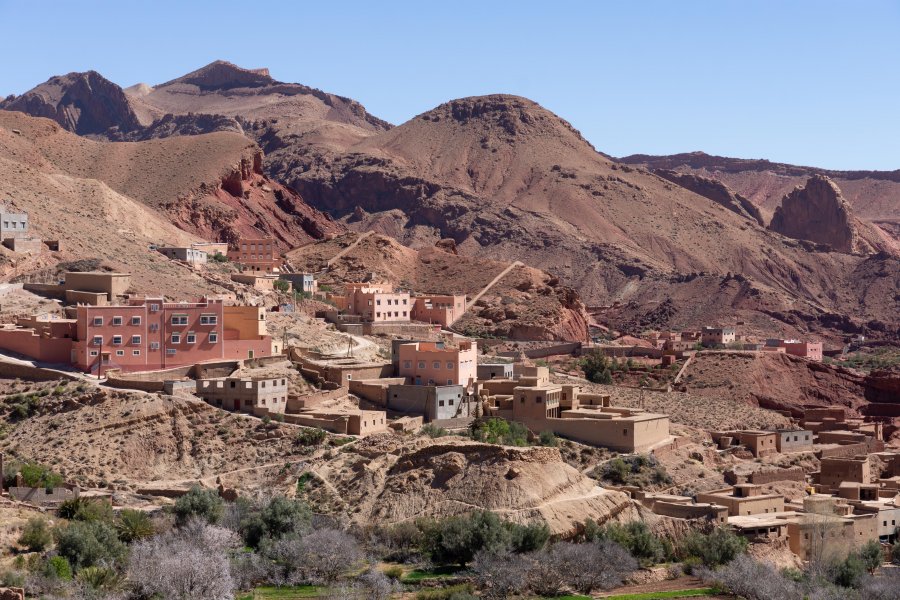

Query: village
[0,197,896,600]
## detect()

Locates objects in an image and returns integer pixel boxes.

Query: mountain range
[2,61,897,344]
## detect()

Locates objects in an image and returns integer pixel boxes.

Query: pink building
[411,294,467,327]
[397,340,477,387]
[782,341,823,361]
[329,283,411,323]
[0,298,278,373]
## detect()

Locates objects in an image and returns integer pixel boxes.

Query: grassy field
[236,586,327,599]
[602,588,718,599]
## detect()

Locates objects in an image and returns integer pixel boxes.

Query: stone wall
[0,362,79,382]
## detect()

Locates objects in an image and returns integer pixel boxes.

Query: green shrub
[115,509,154,543]
[830,551,866,588]
[679,527,748,567]
[240,495,311,547]
[892,540,900,565]
[859,539,883,573]
[273,279,290,293]
[419,510,548,566]
[54,521,126,571]
[295,427,327,446]
[45,555,72,580]
[173,486,223,525]
[589,521,666,565]
[415,583,475,600]
[384,565,404,580]
[580,350,614,384]
[57,498,114,523]
[210,252,228,263]
[469,418,528,446]
[76,565,123,590]
[19,462,63,489]
[538,430,558,447]
[422,423,449,438]
[18,517,52,552]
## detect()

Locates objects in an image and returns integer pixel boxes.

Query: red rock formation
[769,175,884,254]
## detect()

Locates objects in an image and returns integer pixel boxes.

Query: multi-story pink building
[411,294,467,327]
[397,340,477,386]
[227,237,283,273]
[0,297,278,374]
[329,283,411,323]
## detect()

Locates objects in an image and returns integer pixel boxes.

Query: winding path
[450,260,523,326]
[326,231,374,268]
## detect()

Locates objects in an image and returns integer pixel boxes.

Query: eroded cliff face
[167,149,343,247]
[655,169,765,226]
[768,175,878,254]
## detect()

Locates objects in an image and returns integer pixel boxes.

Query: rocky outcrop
[655,169,764,225]
[0,588,24,600]
[769,175,885,255]
[107,112,244,141]
[0,71,141,135]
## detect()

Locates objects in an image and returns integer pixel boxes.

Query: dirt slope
[618,151,900,239]
[281,95,900,343]
[0,114,228,296]
[0,111,341,247]
[285,233,589,341]
[302,434,638,535]
[677,351,868,415]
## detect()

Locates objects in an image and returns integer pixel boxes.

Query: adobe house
[285,409,387,436]
[385,384,478,422]
[634,491,728,524]
[328,282,412,323]
[485,380,671,452]
[728,515,789,543]
[158,246,208,266]
[230,273,289,293]
[195,376,289,415]
[786,495,878,560]
[2,238,43,254]
[775,429,814,453]
[279,273,317,295]
[765,338,823,361]
[0,297,278,373]
[0,205,29,240]
[227,237,283,273]
[701,326,736,346]
[477,363,514,380]
[396,340,477,387]
[191,242,228,257]
[818,456,871,491]
[696,484,785,517]
[738,431,778,457]
[410,293,467,327]
[64,272,131,300]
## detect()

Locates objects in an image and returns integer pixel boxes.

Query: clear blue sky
[1,0,898,170]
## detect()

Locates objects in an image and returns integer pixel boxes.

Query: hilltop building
[227,237,283,273]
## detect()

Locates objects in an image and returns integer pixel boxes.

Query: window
[536,396,542,403]
[418,361,426,369]
[112,335,122,345]
[131,316,141,326]
[448,379,453,385]
[403,311,407,317]
[171,315,188,325]
[149,304,159,312]
[209,332,218,343]
[403,360,411,369]
[89,350,98,357]
[131,335,141,345]
[623,429,628,436]
[376,299,381,305]
[150,342,160,350]
[112,316,123,326]
[376,312,381,318]
[92,335,103,345]
[171,333,181,344]
[116,350,125,356]
[439,400,445,407]
[186,334,196,344]
[200,315,217,325]
[449,399,454,406]
[133,350,140,356]
[166,348,177,355]
[93,316,104,326]
[433,361,441,369]
[446,362,453,369]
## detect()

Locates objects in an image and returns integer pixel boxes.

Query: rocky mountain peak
[159,60,274,90]
[769,175,872,254]
[0,70,141,135]
[655,169,765,225]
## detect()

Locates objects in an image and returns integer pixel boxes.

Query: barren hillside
[285,233,589,341]
[0,111,341,247]
[281,95,900,343]
[618,151,900,237]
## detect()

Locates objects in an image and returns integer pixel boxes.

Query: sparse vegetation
[580,350,614,384]
[597,454,671,488]
[469,418,529,446]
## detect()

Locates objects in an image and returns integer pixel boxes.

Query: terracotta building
[227,237,283,273]
[396,340,477,386]
[329,283,412,323]
[196,376,289,414]
[411,294,467,327]
[0,298,278,373]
